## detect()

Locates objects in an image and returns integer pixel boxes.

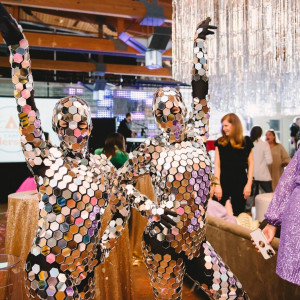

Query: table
[0,254,23,300]
[129,174,155,262]
[5,190,132,300]
[255,193,274,222]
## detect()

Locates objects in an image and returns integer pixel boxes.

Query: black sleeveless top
[215,136,253,183]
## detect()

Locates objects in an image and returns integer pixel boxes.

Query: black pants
[245,180,273,212]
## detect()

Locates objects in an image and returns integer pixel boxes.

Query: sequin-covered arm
[98,188,131,262]
[98,143,153,261]
[0,9,49,174]
[187,18,216,141]
[10,39,50,173]
[116,141,157,215]
[117,141,151,183]
[122,184,157,217]
[265,149,298,226]
[99,182,156,262]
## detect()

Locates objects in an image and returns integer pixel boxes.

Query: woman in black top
[214,113,254,215]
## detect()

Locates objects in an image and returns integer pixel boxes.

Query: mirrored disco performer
[116,18,249,299]
[0,5,176,299]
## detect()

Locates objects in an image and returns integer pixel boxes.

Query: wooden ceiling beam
[17,7,168,35]
[1,0,172,21]
[0,31,172,57]
[105,64,171,78]
[1,31,139,54]
[32,9,170,35]
[0,56,172,78]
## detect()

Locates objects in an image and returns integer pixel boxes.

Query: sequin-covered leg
[142,237,185,300]
[25,253,80,299]
[184,240,249,299]
[25,253,99,299]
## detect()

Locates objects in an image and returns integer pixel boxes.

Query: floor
[0,203,207,300]
[131,260,208,300]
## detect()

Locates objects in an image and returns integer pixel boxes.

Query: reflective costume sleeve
[116,141,157,216]
[98,142,156,260]
[97,188,131,262]
[7,22,50,174]
[99,182,158,261]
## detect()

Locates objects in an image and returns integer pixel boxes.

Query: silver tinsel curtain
[172,0,300,116]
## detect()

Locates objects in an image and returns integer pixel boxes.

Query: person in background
[95,133,129,169]
[245,126,273,213]
[265,129,290,190]
[117,113,137,152]
[214,113,254,216]
[254,148,300,286]
[290,116,300,157]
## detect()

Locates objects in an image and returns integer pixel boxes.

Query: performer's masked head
[153,87,186,142]
[52,96,92,153]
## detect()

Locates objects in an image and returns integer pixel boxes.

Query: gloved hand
[195,17,217,40]
[0,3,24,46]
[149,207,177,233]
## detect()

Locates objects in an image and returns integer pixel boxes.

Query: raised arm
[187,17,217,141]
[0,4,49,175]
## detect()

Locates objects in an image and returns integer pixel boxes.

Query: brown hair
[104,133,126,158]
[218,113,245,149]
[266,129,278,145]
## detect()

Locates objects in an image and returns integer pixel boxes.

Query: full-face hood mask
[52,96,92,153]
[153,87,187,143]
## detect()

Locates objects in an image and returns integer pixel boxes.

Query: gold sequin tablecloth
[5,190,133,300]
[129,174,155,261]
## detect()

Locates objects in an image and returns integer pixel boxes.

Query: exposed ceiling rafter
[1,0,172,21]
[0,56,172,77]
[0,31,172,58]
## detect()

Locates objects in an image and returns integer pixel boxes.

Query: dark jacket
[117,119,132,139]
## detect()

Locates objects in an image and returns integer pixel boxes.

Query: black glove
[196,17,217,40]
[150,208,177,232]
[0,3,24,46]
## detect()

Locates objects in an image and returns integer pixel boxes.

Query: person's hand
[243,183,251,199]
[150,208,177,231]
[281,162,288,167]
[214,185,222,201]
[263,224,277,244]
[132,131,137,137]
[0,3,24,46]
[252,224,277,252]
[195,17,217,40]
